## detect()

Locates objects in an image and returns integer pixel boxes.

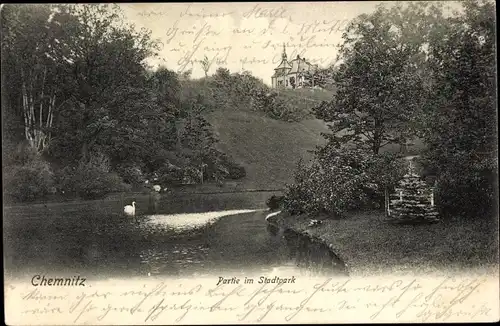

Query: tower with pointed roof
[271,44,318,89]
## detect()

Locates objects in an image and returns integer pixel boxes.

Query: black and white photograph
[2,1,499,324]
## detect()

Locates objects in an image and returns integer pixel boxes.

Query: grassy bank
[207,109,328,189]
[271,210,499,276]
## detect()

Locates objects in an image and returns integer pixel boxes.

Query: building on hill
[271,44,318,89]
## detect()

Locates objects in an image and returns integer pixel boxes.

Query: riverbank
[268,210,499,276]
[3,190,278,216]
[3,182,284,208]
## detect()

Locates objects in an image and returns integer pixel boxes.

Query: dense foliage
[185,67,322,122]
[1,4,245,202]
[283,0,497,219]
[4,146,55,202]
[422,0,497,218]
[284,148,406,217]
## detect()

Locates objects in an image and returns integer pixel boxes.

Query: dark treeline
[1,4,249,202]
[1,4,324,203]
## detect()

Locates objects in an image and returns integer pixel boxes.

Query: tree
[2,4,246,200]
[422,0,497,217]
[209,67,233,108]
[283,2,446,216]
[200,55,210,77]
[1,5,79,153]
[44,4,162,166]
[179,69,192,80]
[2,4,164,165]
[314,2,446,155]
[302,65,337,90]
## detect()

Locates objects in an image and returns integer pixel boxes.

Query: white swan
[124,201,136,217]
[153,185,161,192]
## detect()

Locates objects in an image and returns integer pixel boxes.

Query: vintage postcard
[2,1,499,324]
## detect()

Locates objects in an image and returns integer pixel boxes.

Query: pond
[3,192,347,280]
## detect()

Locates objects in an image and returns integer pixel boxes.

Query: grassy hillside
[205,100,425,191]
[193,73,424,191]
[276,87,335,103]
[206,107,330,190]
[178,73,335,191]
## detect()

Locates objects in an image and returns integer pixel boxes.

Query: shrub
[115,162,146,185]
[251,89,311,122]
[283,148,406,217]
[227,163,246,179]
[433,161,497,218]
[419,148,497,218]
[156,163,185,186]
[363,152,408,208]
[58,163,130,200]
[4,155,54,202]
[219,154,246,180]
[4,142,39,166]
[55,166,76,194]
[266,195,285,210]
[283,158,369,217]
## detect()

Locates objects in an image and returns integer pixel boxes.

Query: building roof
[289,55,315,74]
[272,47,318,80]
[274,58,292,70]
[272,57,292,78]
[273,54,316,77]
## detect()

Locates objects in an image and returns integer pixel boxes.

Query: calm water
[4,193,346,280]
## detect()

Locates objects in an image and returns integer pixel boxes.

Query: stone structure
[387,157,439,224]
[271,44,318,89]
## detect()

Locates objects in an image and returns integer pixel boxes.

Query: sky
[120,2,460,85]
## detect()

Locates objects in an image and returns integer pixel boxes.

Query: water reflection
[267,223,348,277]
[144,209,259,231]
[136,210,347,277]
[4,205,347,279]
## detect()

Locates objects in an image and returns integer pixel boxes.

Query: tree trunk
[1,59,11,139]
[43,94,56,149]
[372,118,382,155]
[20,67,54,153]
[21,79,35,149]
[81,142,89,163]
[385,187,390,217]
[372,138,381,155]
[37,67,47,151]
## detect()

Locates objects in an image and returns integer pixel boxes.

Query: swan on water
[124,201,136,217]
